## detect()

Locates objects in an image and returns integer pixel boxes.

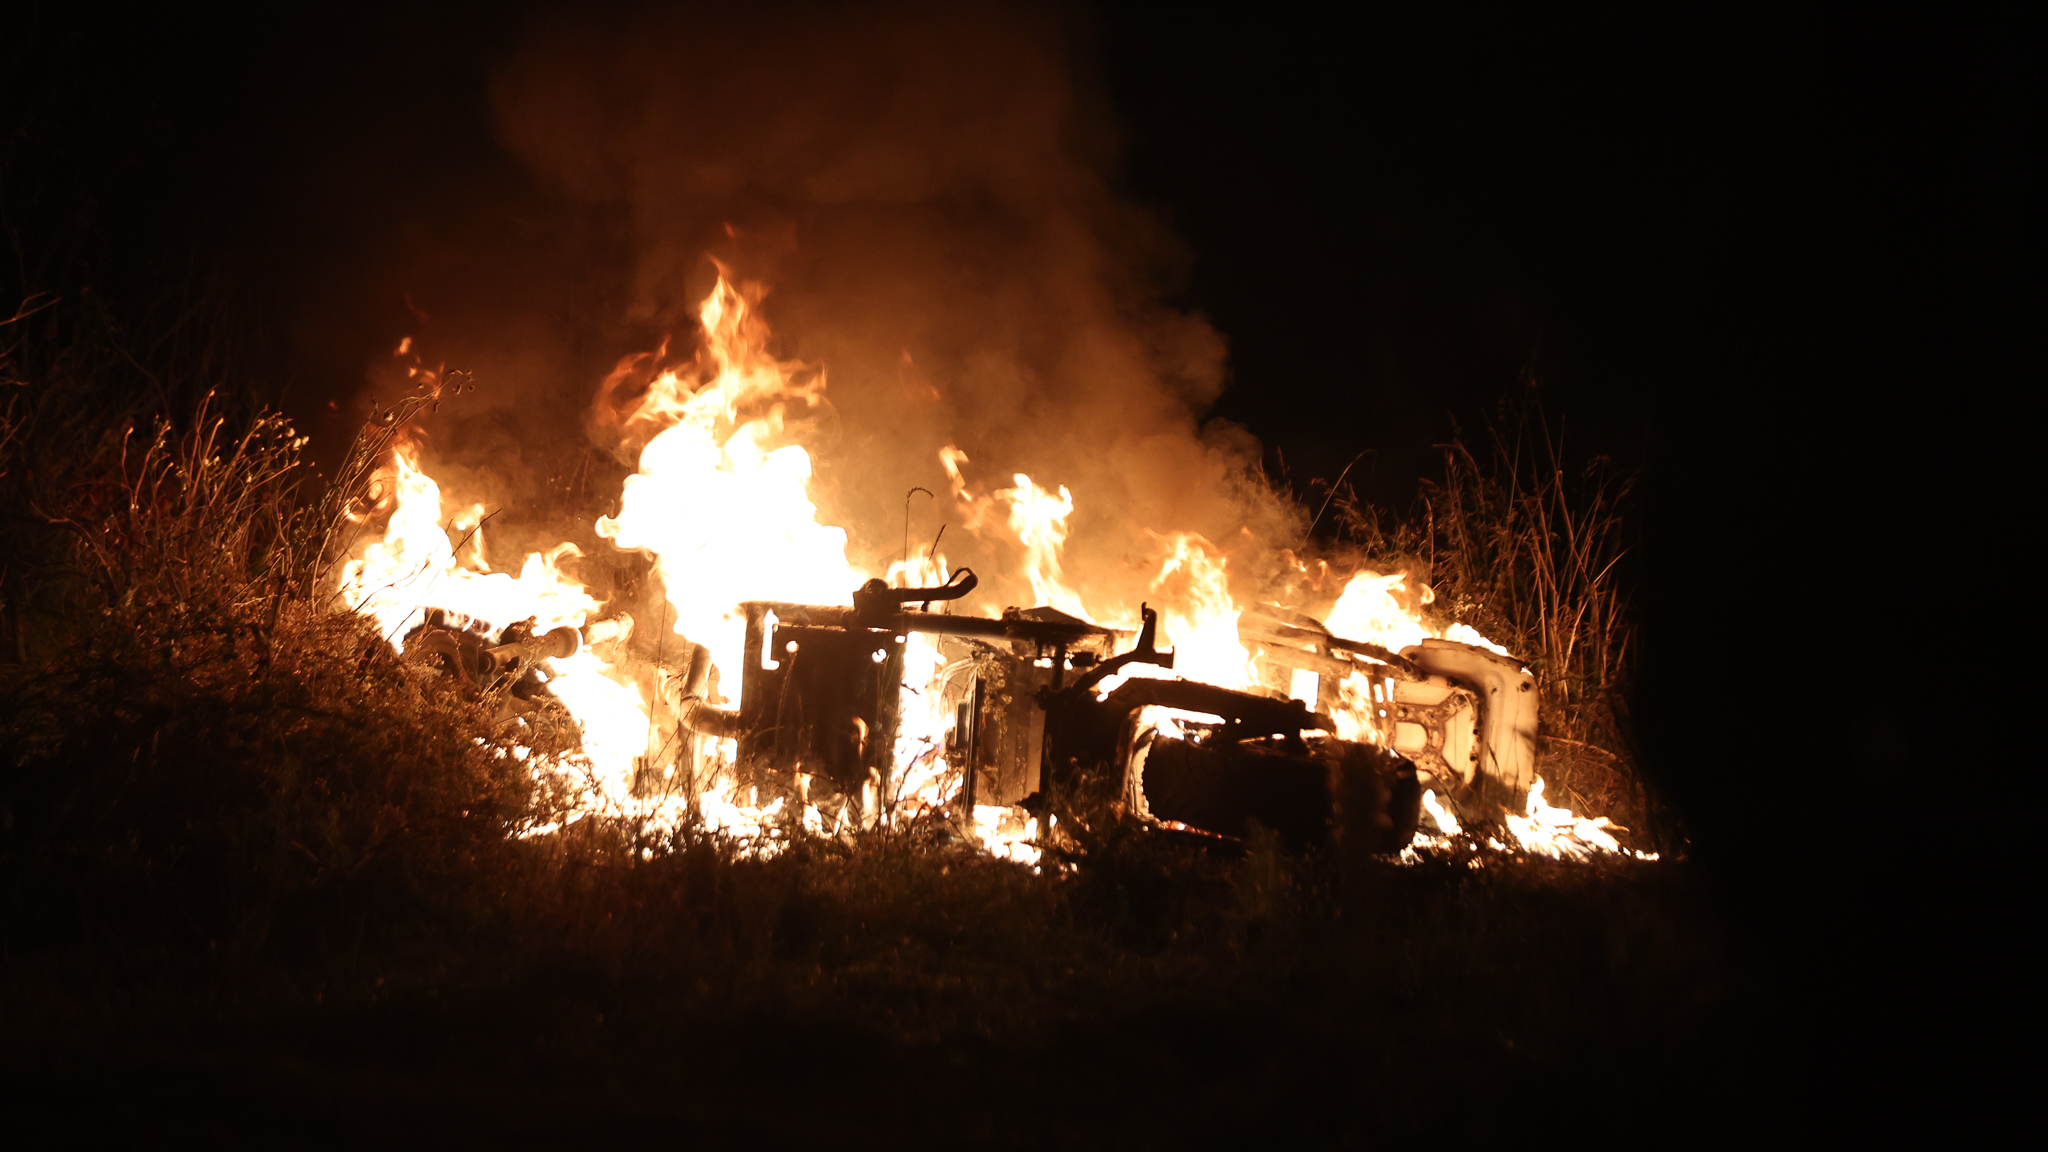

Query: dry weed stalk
[303,368,471,604]
[0,306,562,950]
[46,392,308,614]
[1335,395,1649,834]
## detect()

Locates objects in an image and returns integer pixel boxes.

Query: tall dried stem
[1334,394,1647,831]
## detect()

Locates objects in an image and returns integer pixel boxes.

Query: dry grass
[3,821,1784,1142]
[1,288,1772,1139]
[1331,392,1659,843]
[0,298,556,957]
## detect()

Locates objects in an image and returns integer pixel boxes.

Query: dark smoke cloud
[475,0,1298,613]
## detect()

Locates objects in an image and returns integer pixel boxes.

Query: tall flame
[1146,532,1253,689]
[339,275,1632,860]
[336,443,653,810]
[597,279,865,680]
[340,445,603,643]
[996,473,1086,618]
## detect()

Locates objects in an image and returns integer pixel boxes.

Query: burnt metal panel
[1239,603,1539,802]
[966,652,1053,807]
[1405,639,1537,796]
[724,596,1118,815]
[735,604,905,805]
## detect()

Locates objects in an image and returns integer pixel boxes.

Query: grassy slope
[1,313,1793,1143]
[3,833,1795,1145]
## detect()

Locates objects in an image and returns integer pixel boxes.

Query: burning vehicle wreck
[346,275,1612,863]
[622,567,1537,859]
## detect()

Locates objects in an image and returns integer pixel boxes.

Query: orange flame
[340,276,1631,861]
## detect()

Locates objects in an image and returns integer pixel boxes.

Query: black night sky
[3,0,2026,1134]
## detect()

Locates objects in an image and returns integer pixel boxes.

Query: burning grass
[1,300,1774,1140]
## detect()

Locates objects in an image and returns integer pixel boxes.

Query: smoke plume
[461,0,1299,613]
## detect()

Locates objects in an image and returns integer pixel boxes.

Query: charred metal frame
[662,572,1536,845]
[1239,604,1538,804]
[1020,607,1421,851]
[667,572,1119,814]
[406,614,583,717]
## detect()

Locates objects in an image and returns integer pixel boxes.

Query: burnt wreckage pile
[415,572,1539,855]
[669,572,1538,854]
